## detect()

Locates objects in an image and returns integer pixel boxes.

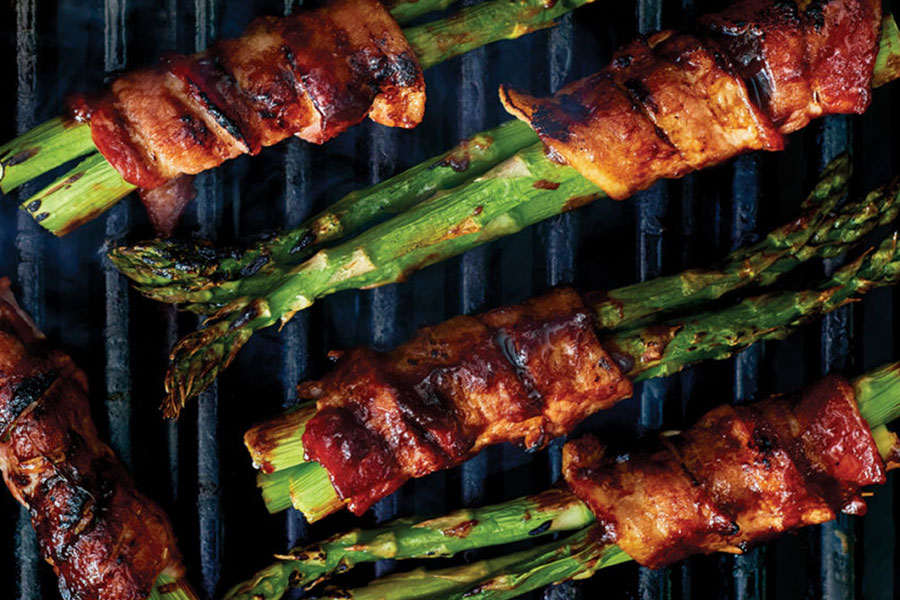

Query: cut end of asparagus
[0,117,96,195]
[289,461,344,522]
[854,361,900,429]
[258,468,299,514]
[244,402,316,472]
[21,152,135,236]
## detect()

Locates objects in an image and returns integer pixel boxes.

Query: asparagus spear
[108,120,539,300]
[4,0,589,236]
[224,364,900,600]
[255,224,900,519]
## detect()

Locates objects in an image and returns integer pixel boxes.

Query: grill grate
[1,0,898,599]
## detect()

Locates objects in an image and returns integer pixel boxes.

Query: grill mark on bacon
[0,370,57,438]
[563,374,886,568]
[301,287,632,515]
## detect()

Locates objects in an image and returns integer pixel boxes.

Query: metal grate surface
[1,0,898,598]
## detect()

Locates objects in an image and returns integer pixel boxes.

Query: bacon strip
[563,375,886,568]
[0,278,186,600]
[300,287,632,515]
[69,0,424,190]
[501,0,880,200]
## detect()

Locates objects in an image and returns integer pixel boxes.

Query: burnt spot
[533,179,560,190]
[623,78,660,114]
[229,304,262,331]
[0,371,58,436]
[435,151,471,173]
[239,255,270,278]
[443,519,479,538]
[291,230,318,255]
[26,199,41,213]
[528,520,553,536]
[530,105,572,143]
[5,147,39,166]
[613,53,634,68]
[178,114,213,146]
[386,51,421,88]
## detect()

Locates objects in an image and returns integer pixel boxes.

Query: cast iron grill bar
[458,0,490,509]
[368,125,403,577]
[635,0,673,598]
[190,2,225,597]
[543,13,577,488]
[13,0,42,597]
[729,154,765,600]
[818,116,855,599]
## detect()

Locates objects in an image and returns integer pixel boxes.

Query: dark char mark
[0,371,57,438]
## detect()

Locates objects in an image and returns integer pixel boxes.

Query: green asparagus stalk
[21,153,137,236]
[255,225,900,519]
[148,570,200,600]
[614,232,900,383]
[223,488,594,599]
[225,365,900,600]
[110,143,850,313]
[324,526,624,600]
[404,0,592,70]
[6,0,587,236]
[108,120,539,300]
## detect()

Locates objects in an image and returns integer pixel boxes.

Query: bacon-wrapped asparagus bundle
[501,0,882,199]
[0,0,590,236]
[225,364,900,600]
[0,278,196,600]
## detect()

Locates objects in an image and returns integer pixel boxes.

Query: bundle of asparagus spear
[107,16,900,417]
[245,157,900,522]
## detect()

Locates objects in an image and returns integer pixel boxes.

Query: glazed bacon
[299,287,633,515]
[0,279,187,600]
[501,0,881,200]
[69,0,424,190]
[563,375,886,568]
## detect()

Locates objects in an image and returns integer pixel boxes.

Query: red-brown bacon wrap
[300,287,633,515]
[563,375,886,568]
[501,0,881,200]
[69,0,425,191]
[0,279,186,600]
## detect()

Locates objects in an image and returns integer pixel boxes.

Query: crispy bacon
[69,0,424,193]
[300,287,632,515]
[501,0,881,200]
[563,375,886,568]
[0,279,186,600]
